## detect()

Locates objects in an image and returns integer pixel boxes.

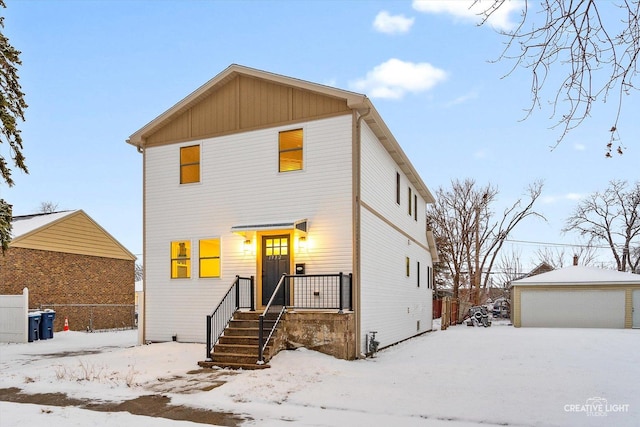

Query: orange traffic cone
[63,317,69,331]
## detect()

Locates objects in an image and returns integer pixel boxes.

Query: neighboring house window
[279,129,303,172]
[396,172,400,205]
[180,145,200,184]
[427,266,433,289]
[200,238,221,278]
[414,194,418,221]
[417,261,421,287]
[171,241,191,278]
[406,257,410,277]
[408,188,412,215]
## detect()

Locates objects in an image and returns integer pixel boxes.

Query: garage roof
[512,266,640,286]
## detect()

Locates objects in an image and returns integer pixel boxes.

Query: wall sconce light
[298,236,307,252]
[243,239,252,254]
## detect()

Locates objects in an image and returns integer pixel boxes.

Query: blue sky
[2,0,638,269]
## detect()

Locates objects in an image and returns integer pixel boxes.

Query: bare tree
[563,180,640,272]
[478,0,640,156]
[427,179,545,305]
[535,244,599,268]
[495,248,525,286]
[38,201,59,213]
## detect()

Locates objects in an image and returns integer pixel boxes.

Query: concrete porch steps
[198,311,282,370]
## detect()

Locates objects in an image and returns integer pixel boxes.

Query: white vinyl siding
[359,121,433,349]
[360,124,428,247]
[143,115,353,342]
[520,289,626,328]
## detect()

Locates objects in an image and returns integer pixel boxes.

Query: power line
[504,238,612,249]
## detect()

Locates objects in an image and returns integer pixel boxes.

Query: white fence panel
[0,288,28,343]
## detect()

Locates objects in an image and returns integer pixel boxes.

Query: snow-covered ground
[1,321,637,426]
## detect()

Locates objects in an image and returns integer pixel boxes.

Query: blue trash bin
[40,310,56,340]
[28,312,41,342]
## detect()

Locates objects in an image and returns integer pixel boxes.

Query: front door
[262,235,290,306]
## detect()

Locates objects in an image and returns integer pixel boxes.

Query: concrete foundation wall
[283,311,356,360]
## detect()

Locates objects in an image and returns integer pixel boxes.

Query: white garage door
[520,290,625,328]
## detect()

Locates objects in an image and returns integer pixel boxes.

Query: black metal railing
[258,274,287,364]
[205,275,254,360]
[257,272,353,363]
[287,273,352,311]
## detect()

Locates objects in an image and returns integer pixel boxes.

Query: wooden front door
[261,235,290,306]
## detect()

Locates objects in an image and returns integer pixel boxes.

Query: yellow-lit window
[265,237,288,256]
[279,129,303,172]
[406,257,410,277]
[180,145,200,184]
[171,241,191,278]
[200,238,221,278]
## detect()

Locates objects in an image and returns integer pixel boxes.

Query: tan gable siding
[11,212,135,261]
[292,87,349,120]
[192,79,238,136]
[239,75,290,128]
[144,75,350,147]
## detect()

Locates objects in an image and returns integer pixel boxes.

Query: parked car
[492,299,510,318]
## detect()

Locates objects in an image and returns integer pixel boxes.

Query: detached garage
[511,266,640,329]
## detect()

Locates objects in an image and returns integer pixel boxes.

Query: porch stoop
[198,311,282,370]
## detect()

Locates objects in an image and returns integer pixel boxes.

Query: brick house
[0,210,136,331]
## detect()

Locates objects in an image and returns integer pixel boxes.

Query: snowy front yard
[1,322,637,426]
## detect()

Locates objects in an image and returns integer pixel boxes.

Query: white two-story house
[127,64,438,365]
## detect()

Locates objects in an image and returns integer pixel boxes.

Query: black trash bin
[39,310,56,340]
[28,312,41,342]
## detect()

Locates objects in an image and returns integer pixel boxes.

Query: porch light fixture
[298,236,307,252]
[243,239,252,254]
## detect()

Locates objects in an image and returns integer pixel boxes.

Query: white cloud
[573,143,586,151]
[373,11,415,34]
[412,0,524,31]
[350,59,447,99]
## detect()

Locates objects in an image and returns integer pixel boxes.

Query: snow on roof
[512,265,640,286]
[10,210,77,239]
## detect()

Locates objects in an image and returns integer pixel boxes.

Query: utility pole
[474,203,480,306]
[474,193,487,306]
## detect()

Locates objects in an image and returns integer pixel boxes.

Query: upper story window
[408,187,413,215]
[279,129,303,172]
[199,238,221,278]
[396,172,401,205]
[180,145,200,184]
[414,194,418,221]
[171,240,191,278]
